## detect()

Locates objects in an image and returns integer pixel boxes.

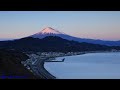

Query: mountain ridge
[28,27,120,46]
[0,36,119,52]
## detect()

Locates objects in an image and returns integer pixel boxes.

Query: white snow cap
[38,27,64,34]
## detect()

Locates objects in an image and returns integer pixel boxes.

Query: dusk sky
[0,11,120,41]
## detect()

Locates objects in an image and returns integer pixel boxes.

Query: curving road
[29,58,56,79]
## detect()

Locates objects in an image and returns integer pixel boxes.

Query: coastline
[22,52,86,79]
[28,58,56,79]
[23,51,120,79]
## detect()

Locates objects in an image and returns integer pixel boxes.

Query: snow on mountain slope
[39,27,63,34]
[30,27,70,39]
[32,27,65,35]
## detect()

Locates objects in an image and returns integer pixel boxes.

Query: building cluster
[37,52,85,57]
[21,52,85,71]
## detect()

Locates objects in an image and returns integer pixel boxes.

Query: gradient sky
[0,11,120,41]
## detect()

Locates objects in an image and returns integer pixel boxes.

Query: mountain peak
[29,27,67,39]
[39,27,63,34]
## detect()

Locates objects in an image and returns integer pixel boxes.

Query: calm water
[44,52,120,79]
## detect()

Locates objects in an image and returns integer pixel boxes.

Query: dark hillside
[0,49,37,79]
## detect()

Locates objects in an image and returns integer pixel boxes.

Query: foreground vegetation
[0,49,37,79]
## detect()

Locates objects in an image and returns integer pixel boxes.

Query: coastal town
[21,49,120,79]
[21,52,86,66]
[21,52,85,79]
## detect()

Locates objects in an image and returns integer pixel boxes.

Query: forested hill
[0,36,120,52]
[0,49,37,79]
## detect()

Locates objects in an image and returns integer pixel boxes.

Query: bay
[44,52,120,79]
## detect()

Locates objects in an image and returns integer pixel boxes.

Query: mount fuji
[0,27,120,52]
[28,27,120,46]
[29,27,73,39]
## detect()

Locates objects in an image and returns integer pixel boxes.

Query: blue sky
[0,11,120,41]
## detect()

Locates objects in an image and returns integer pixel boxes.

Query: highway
[29,58,56,79]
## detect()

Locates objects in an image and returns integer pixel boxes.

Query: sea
[44,52,120,79]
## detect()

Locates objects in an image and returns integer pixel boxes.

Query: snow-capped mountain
[37,27,64,34]
[30,27,73,39]
[29,27,120,46]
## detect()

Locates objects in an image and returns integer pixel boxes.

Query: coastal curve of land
[22,52,86,79]
[22,51,120,79]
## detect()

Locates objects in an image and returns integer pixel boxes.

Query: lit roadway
[29,58,56,79]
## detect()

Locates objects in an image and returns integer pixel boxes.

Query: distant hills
[0,36,119,52]
[0,27,120,52]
